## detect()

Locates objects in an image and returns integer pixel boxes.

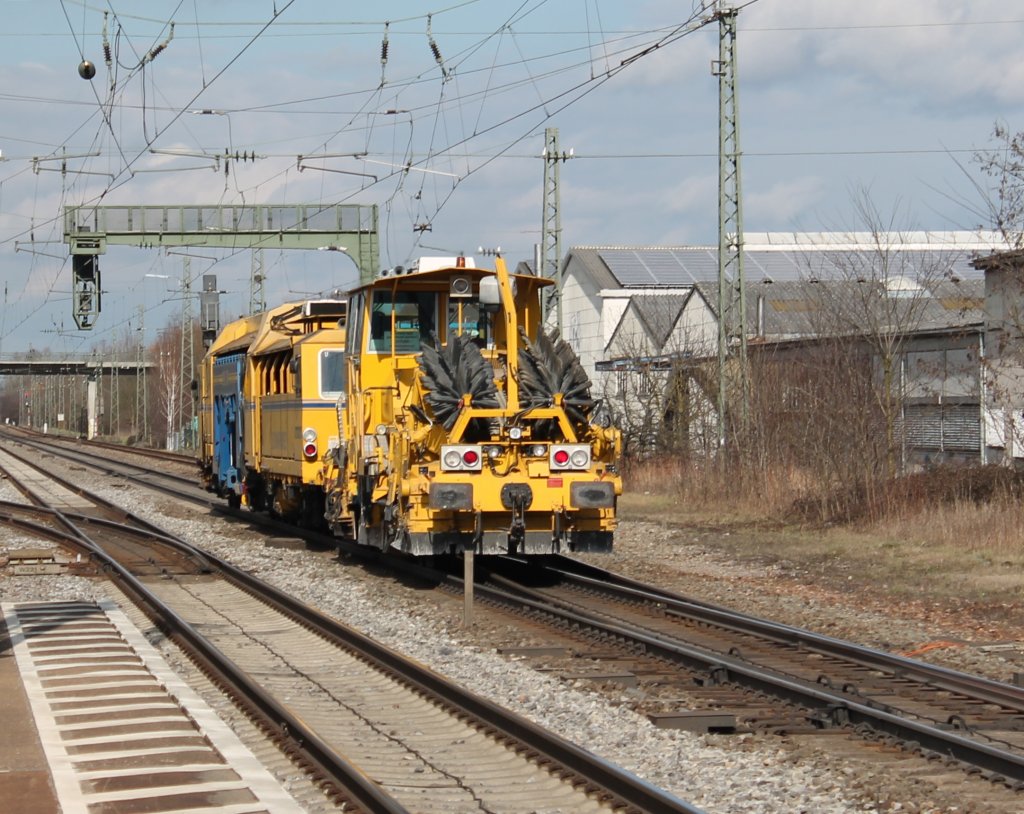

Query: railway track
[4,424,196,467]
[7,429,1024,808]
[461,555,1024,787]
[0,436,704,814]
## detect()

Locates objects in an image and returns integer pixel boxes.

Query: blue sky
[1,0,1022,354]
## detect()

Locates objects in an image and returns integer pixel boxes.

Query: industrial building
[548,232,1015,467]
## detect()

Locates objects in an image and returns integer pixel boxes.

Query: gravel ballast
[1,473,1020,813]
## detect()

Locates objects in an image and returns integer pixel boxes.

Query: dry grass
[622,457,806,521]
[620,459,1024,609]
[875,498,1024,556]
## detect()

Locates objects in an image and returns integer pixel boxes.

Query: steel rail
[0,441,706,813]
[0,506,410,812]
[471,564,1024,785]
[538,554,1024,712]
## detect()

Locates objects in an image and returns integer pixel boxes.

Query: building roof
[565,233,1009,290]
[627,293,690,346]
[741,278,984,340]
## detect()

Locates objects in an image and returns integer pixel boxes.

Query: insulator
[102,12,112,68]
[146,21,174,64]
[426,14,448,77]
[380,22,389,63]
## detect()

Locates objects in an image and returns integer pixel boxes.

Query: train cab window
[320,349,345,397]
[289,357,300,396]
[368,291,436,354]
[447,300,490,347]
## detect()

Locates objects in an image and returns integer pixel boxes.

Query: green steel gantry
[63,203,379,329]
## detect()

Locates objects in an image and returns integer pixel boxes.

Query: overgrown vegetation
[612,182,1024,556]
[623,457,1024,557]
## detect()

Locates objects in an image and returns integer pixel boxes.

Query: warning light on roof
[456,256,466,268]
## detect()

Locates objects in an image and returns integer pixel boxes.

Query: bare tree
[804,195,948,477]
[733,192,963,518]
[973,123,1024,249]
[150,325,183,449]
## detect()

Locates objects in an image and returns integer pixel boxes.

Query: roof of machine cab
[205,312,263,358]
[247,299,347,357]
[347,255,553,297]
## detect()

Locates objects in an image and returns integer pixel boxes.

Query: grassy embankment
[620,460,1024,614]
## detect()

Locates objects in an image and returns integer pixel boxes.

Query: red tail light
[550,444,591,470]
[441,445,483,471]
[303,442,317,458]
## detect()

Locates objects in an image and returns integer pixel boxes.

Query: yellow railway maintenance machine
[325,254,622,557]
[199,298,347,525]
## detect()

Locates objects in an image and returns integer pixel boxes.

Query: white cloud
[745,175,828,228]
[743,0,1024,107]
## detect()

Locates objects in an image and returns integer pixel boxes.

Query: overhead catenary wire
[6,0,992,357]
[0,0,742,290]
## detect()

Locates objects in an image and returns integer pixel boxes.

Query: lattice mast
[714,4,749,447]
[179,257,195,448]
[134,304,147,444]
[250,248,266,314]
[541,128,573,333]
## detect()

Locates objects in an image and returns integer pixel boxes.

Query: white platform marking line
[53,714,196,733]
[75,762,231,779]
[83,778,253,804]
[36,665,150,676]
[47,691,169,704]
[32,678,158,693]
[65,744,226,763]
[27,641,128,652]
[137,805,273,814]
[52,700,180,716]
[47,730,208,748]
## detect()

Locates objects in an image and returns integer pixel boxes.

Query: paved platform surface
[0,610,62,814]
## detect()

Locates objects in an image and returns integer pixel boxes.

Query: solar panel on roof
[743,254,775,283]
[599,250,659,286]
[752,252,805,282]
[596,247,984,288]
[677,251,719,283]
[642,253,693,285]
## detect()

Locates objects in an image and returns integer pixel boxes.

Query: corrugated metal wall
[903,403,980,453]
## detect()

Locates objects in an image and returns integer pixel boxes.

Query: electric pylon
[250,248,266,314]
[714,4,749,449]
[541,127,572,334]
[180,257,195,449]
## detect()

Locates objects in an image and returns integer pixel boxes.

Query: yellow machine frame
[326,256,621,555]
